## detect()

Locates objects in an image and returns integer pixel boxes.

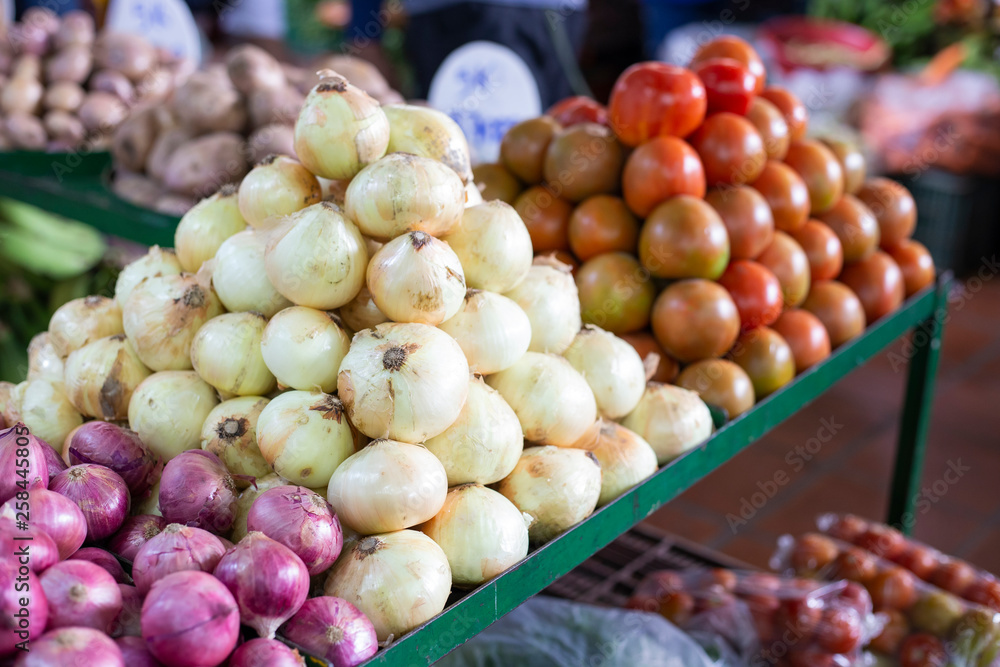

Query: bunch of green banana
[0,198,106,280]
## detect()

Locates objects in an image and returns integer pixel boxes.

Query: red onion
[132,523,226,595]
[39,441,67,475]
[108,514,168,562]
[39,560,123,632]
[67,422,158,496]
[281,596,378,667]
[0,559,47,656]
[69,547,128,584]
[219,535,235,550]
[0,487,86,559]
[141,570,240,667]
[109,584,142,638]
[247,485,343,575]
[158,450,238,535]
[115,636,163,667]
[0,519,58,572]
[49,464,130,541]
[14,627,124,666]
[213,532,309,639]
[0,425,48,505]
[229,638,305,667]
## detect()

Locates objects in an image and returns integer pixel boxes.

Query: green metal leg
[887,273,951,534]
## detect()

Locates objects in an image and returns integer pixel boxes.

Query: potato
[172,71,247,133]
[248,85,303,129]
[133,67,173,104]
[43,110,85,145]
[162,132,249,198]
[12,55,42,80]
[54,11,96,50]
[5,113,47,149]
[112,170,164,208]
[78,91,128,133]
[282,64,310,95]
[225,44,285,95]
[95,32,157,81]
[247,123,295,163]
[1,76,43,114]
[112,106,159,172]
[43,80,85,112]
[145,126,193,182]
[374,89,405,105]
[90,69,133,101]
[154,193,197,216]
[45,45,92,84]
[315,55,390,95]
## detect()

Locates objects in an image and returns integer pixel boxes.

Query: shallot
[132,523,226,595]
[158,450,238,535]
[107,514,167,563]
[281,596,378,667]
[0,487,86,559]
[49,464,130,541]
[246,485,342,575]
[39,559,123,632]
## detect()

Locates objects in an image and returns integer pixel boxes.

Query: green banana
[0,198,105,261]
[0,223,100,279]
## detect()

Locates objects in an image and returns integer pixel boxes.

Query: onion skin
[109,584,143,638]
[49,464,131,541]
[230,473,288,544]
[503,258,581,354]
[174,186,247,274]
[190,312,276,397]
[0,519,58,572]
[27,332,64,382]
[200,396,272,484]
[0,559,47,656]
[562,325,646,420]
[620,383,713,465]
[67,421,158,496]
[115,636,162,667]
[229,638,305,667]
[0,487,86,559]
[20,379,83,452]
[0,425,48,505]
[589,421,658,506]
[211,230,292,317]
[107,514,167,563]
[444,201,533,294]
[246,485,343,576]
[158,450,238,535]
[260,308,350,394]
[63,334,151,420]
[128,371,221,462]
[69,548,129,584]
[383,104,474,182]
[115,246,182,309]
[16,627,123,666]
[39,440,67,475]
[437,290,531,375]
[280,596,378,667]
[132,523,226,595]
[238,155,323,230]
[48,295,123,358]
[39,560,123,632]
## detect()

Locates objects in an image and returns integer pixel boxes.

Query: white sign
[2,0,13,32]
[106,0,203,65]
[428,41,542,165]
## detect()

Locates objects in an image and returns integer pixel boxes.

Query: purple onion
[49,464,130,541]
[229,638,305,667]
[219,535,235,550]
[39,560,122,632]
[39,440,67,475]
[66,422,158,496]
[0,518,58,572]
[0,487,86,559]
[0,559,47,657]
[69,547,128,584]
[141,570,239,667]
[115,636,163,667]
[132,523,226,595]
[158,450,238,535]
[247,486,343,575]
[281,596,378,667]
[107,514,168,563]
[15,627,124,666]
[213,532,309,639]
[0,425,49,505]
[109,584,142,638]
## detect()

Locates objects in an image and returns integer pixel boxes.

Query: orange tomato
[622,136,705,217]
[513,186,572,252]
[568,195,639,261]
[791,219,843,281]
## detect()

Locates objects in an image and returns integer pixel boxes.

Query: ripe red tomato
[774,597,822,639]
[658,591,695,625]
[827,514,868,542]
[690,35,766,94]
[899,633,948,667]
[789,533,839,574]
[839,251,905,322]
[676,359,755,418]
[705,186,774,260]
[772,309,830,373]
[728,326,795,397]
[639,195,729,280]
[869,567,918,611]
[718,260,783,330]
[816,607,863,654]
[622,136,705,217]
[856,523,907,560]
[887,239,935,297]
[753,161,810,232]
[818,194,880,263]
[822,138,866,195]
[756,231,811,308]
[783,139,845,214]
[619,331,679,383]
[568,195,639,261]
[608,63,707,146]
[513,186,572,251]
[547,96,608,127]
[870,609,910,655]
[543,123,625,202]
[499,116,561,184]
[791,219,843,281]
[575,252,656,334]
[759,86,808,140]
[894,544,939,581]
[832,546,878,583]
[651,279,740,363]
[802,280,866,348]
[930,560,977,597]
[856,177,918,250]
[746,97,789,161]
[689,112,766,186]
[966,578,1000,611]
[693,58,756,116]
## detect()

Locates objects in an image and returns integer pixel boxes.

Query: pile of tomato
[474,36,936,419]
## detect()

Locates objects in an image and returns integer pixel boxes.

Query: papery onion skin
[40,440,67,475]
[48,295,123,358]
[445,201,533,294]
[158,450,238,535]
[174,184,247,273]
[230,473,287,544]
[238,155,322,230]
[0,382,24,427]
[115,635,161,667]
[246,485,343,576]
[211,230,292,317]
[39,560,123,632]
[0,425,48,504]
[49,464,130,541]
[67,421,158,497]
[438,290,531,375]
[16,627,123,666]
[0,518,59,572]
[128,371,220,462]
[323,530,451,641]
[109,584,143,638]
[20,379,82,451]
[64,334,151,420]
[621,383,713,465]
[0,559,47,656]
[280,596,378,667]
[229,638,305,667]
[108,514,168,563]
[562,325,646,420]
[0,487,86,559]
[27,332,64,382]
[337,285,388,332]
[132,523,227,595]
[383,104,474,183]
[589,421,658,506]
[69,548,129,584]
[190,312,276,396]
[261,307,350,393]
[115,246,183,309]
[503,258,582,354]
[200,396,271,484]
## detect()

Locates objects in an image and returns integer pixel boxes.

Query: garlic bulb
[261,307,350,393]
[212,230,292,317]
[497,446,601,544]
[589,421,657,506]
[383,104,473,183]
[445,202,532,293]
[438,290,531,375]
[27,332,64,381]
[122,270,224,371]
[201,396,272,485]
[344,153,465,240]
[231,472,287,543]
[503,257,581,354]
[128,371,220,461]
[327,439,447,534]
[366,231,466,325]
[562,325,646,420]
[20,379,82,450]
[324,530,451,642]
[255,391,356,487]
[486,352,597,448]
[190,312,275,397]
[264,202,368,310]
[337,322,469,443]
[48,295,123,358]
[63,334,151,420]
[174,185,247,273]
[338,285,388,333]
[620,383,713,465]
[423,376,522,486]
[420,484,529,587]
[114,246,183,308]
[238,155,322,230]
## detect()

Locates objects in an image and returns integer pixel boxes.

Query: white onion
[438,290,531,375]
[255,391,357,488]
[261,307,349,393]
[230,472,287,543]
[128,371,220,461]
[20,379,82,450]
[212,230,292,317]
[200,396,271,484]
[263,202,368,310]
[0,382,25,426]
[27,332,64,381]
[174,185,247,273]
[63,334,151,420]
[323,530,451,641]
[562,325,646,420]
[503,257,581,354]
[337,322,469,443]
[337,285,388,333]
[344,153,465,240]
[420,484,529,587]
[327,439,447,534]
[589,421,657,506]
[620,383,713,465]
[366,231,466,325]
[486,352,597,448]
[114,246,182,309]
[497,446,601,544]
[190,313,275,397]
[48,296,123,358]
[423,376,522,486]
[238,155,322,230]
[445,202,532,294]
[383,104,473,183]
[465,181,483,207]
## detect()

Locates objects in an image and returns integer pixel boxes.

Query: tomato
[690,35,766,94]
[575,252,656,334]
[783,139,844,215]
[791,219,843,281]
[759,86,807,140]
[676,359,755,418]
[542,123,624,203]
[840,251,905,322]
[821,138,866,195]
[752,161,810,232]
[513,186,572,252]
[620,331,679,383]
[869,567,918,611]
[786,649,838,667]
[658,591,695,625]
[698,568,738,592]
[894,544,939,581]
[899,633,948,667]
[789,533,839,574]
[856,177,918,249]
[608,63,707,146]
[568,195,639,261]
[689,112,766,186]
[856,524,906,560]
[718,260,783,330]
[746,97,789,161]
[772,309,830,373]
[705,186,774,260]
[547,96,607,127]
[639,195,729,280]
[693,58,756,116]
[832,547,878,584]
[622,136,705,217]
[817,195,880,263]
[828,514,869,543]
[757,231,811,308]
[802,280,866,348]
[930,559,976,597]
[500,116,561,184]
[651,279,740,362]
[816,607,863,654]
[966,578,1000,611]
[472,162,522,204]
[728,327,795,396]
[774,597,822,639]
[870,609,910,655]
[887,239,935,297]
